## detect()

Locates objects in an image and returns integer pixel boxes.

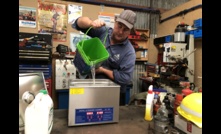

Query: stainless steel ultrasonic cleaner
[68,79,120,126]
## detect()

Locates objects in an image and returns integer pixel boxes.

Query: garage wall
[148,0,202,88]
[19,0,123,108]
[19,0,202,104]
[19,0,123,53]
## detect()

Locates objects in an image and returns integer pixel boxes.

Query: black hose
[160,4,202,23]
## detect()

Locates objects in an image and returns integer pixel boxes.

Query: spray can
[25,89,53,134]
[144,85,155,121]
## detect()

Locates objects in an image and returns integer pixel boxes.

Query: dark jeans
[120,92,126,106]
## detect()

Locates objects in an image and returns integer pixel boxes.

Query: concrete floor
[51,106,155,134]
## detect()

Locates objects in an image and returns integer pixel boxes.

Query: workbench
[51,106,154,134]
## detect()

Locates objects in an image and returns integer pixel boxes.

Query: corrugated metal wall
[131,62,146,96]
[107,0,189,9]
[106,0,189,35]
[106,0,190,97]
[150,0,190,9]
[133,12,159,36]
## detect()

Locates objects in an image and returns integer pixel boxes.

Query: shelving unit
[129,29,150,62]
[19,32,53,98]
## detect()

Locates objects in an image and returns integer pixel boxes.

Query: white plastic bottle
[144,85,155,121]
[25,89,54,134]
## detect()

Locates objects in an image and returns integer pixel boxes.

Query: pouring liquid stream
[90,61,96,84]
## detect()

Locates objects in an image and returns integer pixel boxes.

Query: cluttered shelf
[129,38,148,41]
[129,29,149,61]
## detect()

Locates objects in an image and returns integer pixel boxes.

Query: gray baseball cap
[116,10,137,29]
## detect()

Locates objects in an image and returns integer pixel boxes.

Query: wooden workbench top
[51,106,154,134]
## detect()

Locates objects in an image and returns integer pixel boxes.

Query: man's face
[112,21,131,42]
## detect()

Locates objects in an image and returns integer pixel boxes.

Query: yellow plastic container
[144,85,155,121]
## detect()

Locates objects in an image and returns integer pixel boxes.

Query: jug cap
[40,89,48,94]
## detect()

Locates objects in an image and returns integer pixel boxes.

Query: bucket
[25,89,53,134]
[73,27,109,75]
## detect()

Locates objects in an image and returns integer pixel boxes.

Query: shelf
[135,57,148,61]
[135,48,148,51]
[129,38,148,41]
[129,29,149,61]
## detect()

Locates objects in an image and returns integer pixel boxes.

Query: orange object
[153,96,162,115]
[174,94,183,115]
[182,88,193,96]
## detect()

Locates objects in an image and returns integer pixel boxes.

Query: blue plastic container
[194,29,202,38]
[194,18,202,28]
[165,35,172,42]
[73,50,91,75]
[153,88,167,92]
[56,89,69,109]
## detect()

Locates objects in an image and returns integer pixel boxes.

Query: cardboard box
[174,114,202,134]
[136,51,141,59]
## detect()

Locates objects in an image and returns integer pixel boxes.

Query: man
[51,11,60,32]
[72,10,136,105]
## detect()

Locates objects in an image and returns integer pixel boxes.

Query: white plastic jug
[25,89,53,134]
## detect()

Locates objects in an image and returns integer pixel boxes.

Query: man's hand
[95,66,104,74]
[90,19,106,28]
[76,17,106,29]
[95,66,114,80]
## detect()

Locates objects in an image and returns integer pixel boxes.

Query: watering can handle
[84,26,108,45]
